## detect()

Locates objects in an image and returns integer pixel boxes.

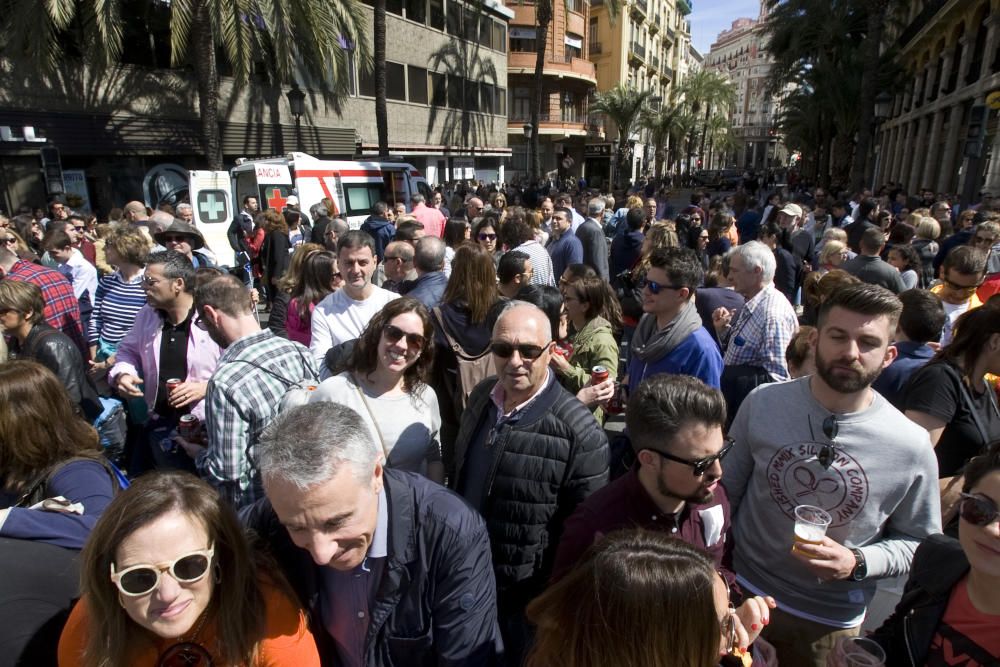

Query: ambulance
[187,152,434,263]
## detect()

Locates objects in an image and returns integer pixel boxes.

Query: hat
[154,219,206,250]
[285,195,299,206]
[779,203,803,218]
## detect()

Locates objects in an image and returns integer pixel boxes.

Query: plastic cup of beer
[793,504,832,550]
[842,637,886,667]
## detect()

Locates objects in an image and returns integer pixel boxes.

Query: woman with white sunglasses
[58,471,320,667]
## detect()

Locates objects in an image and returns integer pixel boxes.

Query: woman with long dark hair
[311,297,443,482]
[283,247,339,346]
[58,471,319,666]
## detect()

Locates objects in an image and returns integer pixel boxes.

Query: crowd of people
[1,176,999,667]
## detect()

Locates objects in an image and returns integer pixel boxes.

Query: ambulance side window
[416,181,433,201]
[343,184,385,216]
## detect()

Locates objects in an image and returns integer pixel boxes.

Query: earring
[213,563,222,584]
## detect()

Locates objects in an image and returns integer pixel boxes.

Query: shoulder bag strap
[432,306,466,356]
[348,372,391,460]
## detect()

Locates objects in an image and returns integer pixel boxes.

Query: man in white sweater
[722,283,941,667]
[310,231,398,367]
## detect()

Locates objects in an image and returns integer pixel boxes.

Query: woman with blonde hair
[816,240,848,273]
[0,227,37,261]
[913,216,941,288]
[58,471,319,666]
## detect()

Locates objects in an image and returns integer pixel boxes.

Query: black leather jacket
[16,323,101,421]
[241,469,504,667]
[869,533,970,666]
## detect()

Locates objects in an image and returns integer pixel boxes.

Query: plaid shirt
[720,284,798,381]
[7,260,86,356]
[198,330,318,507]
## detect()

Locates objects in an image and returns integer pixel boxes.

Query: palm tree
[677,70,736,169]
[3,0,370,169]
[528,0,621,180]
[590,85,654,188]
[374,0,389,156]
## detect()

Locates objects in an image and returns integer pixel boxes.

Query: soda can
[591,365,609,384]
[178,414,199,439]
[165,378,183,393]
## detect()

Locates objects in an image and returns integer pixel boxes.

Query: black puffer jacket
[452,376,609,601]
[869,533,969,666]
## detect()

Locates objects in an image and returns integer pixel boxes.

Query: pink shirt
[286,297,314,346]
[411,202,446,238]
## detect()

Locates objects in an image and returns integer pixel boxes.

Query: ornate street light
[874,91,893,122]
[287,83,306,151]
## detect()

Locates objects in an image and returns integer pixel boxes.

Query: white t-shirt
[940,299,971,347]
[309,286,399,364]
[63,249,98,303]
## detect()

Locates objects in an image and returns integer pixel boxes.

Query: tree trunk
[531,3,552,181]
[192,1,222,170]
[374,0,389,157]
[850,0,888,191]
[699,104,711,166]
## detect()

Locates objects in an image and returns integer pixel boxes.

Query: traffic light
[39,147,64,195]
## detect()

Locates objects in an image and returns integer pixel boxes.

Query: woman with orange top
[58,471,320,667]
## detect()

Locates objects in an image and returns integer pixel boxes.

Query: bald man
[452,301,609,665]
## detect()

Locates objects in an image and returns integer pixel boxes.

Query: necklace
[156,609,213,667]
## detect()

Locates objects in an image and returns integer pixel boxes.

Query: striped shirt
[514,240,556,287]
[198,330,318,507]
[720,284,799,381]
[88,271,146,345]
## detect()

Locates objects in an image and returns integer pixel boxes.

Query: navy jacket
[872,341,935,410]
[610,229,644,281]
[242,469,504,667]
[361,216,396,262]
[403,271,448,309]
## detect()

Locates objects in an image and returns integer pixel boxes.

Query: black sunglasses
[383,323,425,349]
[490,340,552,360]
[638,278,686,295]
[478,233,497,241]
[817,415,839,469]
[960,493,1000,526]
[647,438,735,476]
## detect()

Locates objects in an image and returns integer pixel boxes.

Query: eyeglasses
[141,276,162,286]
[816,415,840,469]
[647,438,735,476]
[163,235,189,244]
[638,278,686,295]
[478,233,497,241]
[942,276,983,294]
[73,226,85,232]
[490,340,552,360]
[383,323,425,349]
[383,255,409,263]
[973,235,997,246]
[110,546,215,597]
[959,493,1000,526]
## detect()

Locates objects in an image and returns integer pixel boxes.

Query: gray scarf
[631,301,703,362]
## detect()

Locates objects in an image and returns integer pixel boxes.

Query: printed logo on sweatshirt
[765,442,869,527]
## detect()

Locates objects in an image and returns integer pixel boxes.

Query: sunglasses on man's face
[638,278,685,295]
[110,546,214,597]
[960,493,1000,527]
[383,323,425,349]
[646,438,735,476]
[163,235,189,244]
[490,340,552,360]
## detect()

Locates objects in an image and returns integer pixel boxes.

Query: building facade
[587,0,693,185]
[875,0,1000,201]
[0,0,512,214]
[704,3,788,171]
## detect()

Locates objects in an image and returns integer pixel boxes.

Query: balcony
[589,41,602,55]
[630,0,647,19]
[507,112,588,137]
[895,0,947,50]
[649,16,660,33]
[665,27,676,43]
[661,66,674,80]
[650,55,660,72]
[508,51,597,84]
[629,41,646,64]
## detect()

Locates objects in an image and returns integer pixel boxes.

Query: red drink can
[591,365,609,384]
[178,414,198,439]
[165,378,183,393]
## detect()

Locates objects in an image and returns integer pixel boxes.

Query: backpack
[16,455,129,509]
[225,344,319,412]
[432,307,493,415]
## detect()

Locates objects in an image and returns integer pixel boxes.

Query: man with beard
[180,273,318,507]
[552,374,734,582]
[722,283,941,667]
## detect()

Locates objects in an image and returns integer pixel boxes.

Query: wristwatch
[850,548,867,581]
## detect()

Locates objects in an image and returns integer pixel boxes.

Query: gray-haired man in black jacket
[243,402,503,667]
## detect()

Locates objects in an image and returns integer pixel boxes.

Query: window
[429,0,445,29]
[493,22,507,53]
[448,74,463,108]
[465,78,479,111]
[344,184,386,216]
[447,1,462,35]
[565,33,582,61]
[405,0,426,24]
[463,7,478,41]
[512,86,531,120]
[430,72,447,106]
[479,16,493,50]
[510,27,536,52]
[408,66,428,104]
[497,86,506,116]
[359,64,375,97]
[588,17,598,52]
[387,0,403,15]
[480,83,494,114]
[387,61,406,101]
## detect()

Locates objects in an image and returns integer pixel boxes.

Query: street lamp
[287,82,306,152]
[871,91,893,189]
[522,123,533,180]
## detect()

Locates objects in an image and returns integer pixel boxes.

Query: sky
[688,0,761,55]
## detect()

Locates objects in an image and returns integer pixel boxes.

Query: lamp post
[870,90,892,189]
[522,123,533,180]
[287,83,306,152]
